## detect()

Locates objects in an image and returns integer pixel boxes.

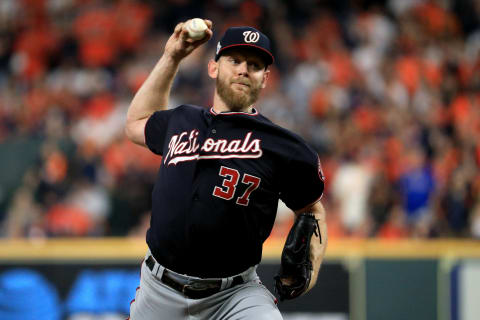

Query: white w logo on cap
[243,31,260,43]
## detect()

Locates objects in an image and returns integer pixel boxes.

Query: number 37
[213,166,261,206]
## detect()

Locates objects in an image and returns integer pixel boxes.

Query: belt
[145,255,245,299]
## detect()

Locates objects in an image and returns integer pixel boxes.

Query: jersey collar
[210,107,259,116]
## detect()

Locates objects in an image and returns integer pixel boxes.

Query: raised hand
[164,19,213,62]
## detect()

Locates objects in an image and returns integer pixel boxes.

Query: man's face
[215,48,268,112]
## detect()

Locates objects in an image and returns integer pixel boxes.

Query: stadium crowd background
[0,0,479,240]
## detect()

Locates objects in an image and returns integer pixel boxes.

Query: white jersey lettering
[164,130,262,166]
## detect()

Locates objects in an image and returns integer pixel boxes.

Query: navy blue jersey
[144,105,324,278]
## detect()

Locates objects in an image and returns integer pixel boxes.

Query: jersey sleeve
[279,144,325,211]
[144,109,175,155]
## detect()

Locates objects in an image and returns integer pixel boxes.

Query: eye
[229,57,240,64]
[248,61,262,71]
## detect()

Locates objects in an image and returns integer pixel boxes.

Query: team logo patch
[164,130,263,166]
[216,42,221,55]
[243,31,260,43]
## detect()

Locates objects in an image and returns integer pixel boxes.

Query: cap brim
[216,44,274,65]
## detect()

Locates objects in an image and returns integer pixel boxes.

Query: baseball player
[125,19,327,319]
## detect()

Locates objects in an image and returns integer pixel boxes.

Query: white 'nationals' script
[163,130,263,165]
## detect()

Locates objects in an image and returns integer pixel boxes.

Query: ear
[208,59,218,79]
[261,69,270,89]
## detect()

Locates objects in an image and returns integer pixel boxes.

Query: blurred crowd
[0,0,480,240]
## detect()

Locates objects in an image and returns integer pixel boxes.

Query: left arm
[274,200,328,300]
[275,143,326,300]
[294,200,328,294]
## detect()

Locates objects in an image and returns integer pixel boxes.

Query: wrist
[162,52,182,66]
[163,42,191,64]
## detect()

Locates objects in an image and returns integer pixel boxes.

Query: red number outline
[213,166,261,206]
[236,174,261,206]
[213,166,240,200]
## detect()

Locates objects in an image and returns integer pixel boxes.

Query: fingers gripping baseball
[165,19,213,61]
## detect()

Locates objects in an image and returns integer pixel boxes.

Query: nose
[236,61,249,75]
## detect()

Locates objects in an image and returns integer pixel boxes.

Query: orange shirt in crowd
[396,55,421,94]
[113,1,152,51]
[73,8,116,67]
[46,204,93,236]
[14,26,59,79]
[378,222,408,239]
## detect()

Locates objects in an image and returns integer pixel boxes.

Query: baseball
[186,18,208,40]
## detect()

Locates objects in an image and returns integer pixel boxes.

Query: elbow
[124,121,134,141]
[125,104,140,142]
[124,120,146,146]
[124,123,133,140]
[295,200,324,216]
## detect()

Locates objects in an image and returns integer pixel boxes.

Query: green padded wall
[366,259,438,320]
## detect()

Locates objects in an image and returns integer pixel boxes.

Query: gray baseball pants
[129,251,283,320]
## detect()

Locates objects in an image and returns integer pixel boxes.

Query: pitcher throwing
[125,19,328,319]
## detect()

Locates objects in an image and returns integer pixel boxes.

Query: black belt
[145,255,244,299]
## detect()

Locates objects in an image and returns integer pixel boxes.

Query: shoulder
[172,104,207,114]
[253,112,319,165]
[148,104,208,128]
[257,113,312,150]
[150,104,207,120]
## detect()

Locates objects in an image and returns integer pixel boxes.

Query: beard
[216,72,262,112]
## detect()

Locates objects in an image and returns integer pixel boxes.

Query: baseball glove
[274,213,321,301]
